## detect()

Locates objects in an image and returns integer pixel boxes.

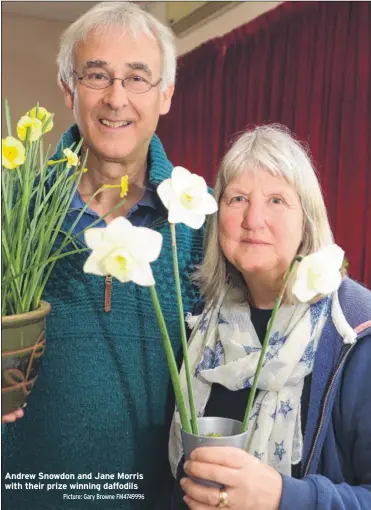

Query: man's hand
[181,446,282,510]
[2,407,25,424]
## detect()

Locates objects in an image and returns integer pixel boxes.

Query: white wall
[2,13,73,149]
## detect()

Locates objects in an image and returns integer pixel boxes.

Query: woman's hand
[181,446,282,510]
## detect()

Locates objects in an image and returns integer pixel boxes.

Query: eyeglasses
[73,70,161,94]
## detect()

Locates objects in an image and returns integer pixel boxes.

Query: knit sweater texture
[2,128,204,509]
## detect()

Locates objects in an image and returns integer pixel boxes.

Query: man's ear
[61,81,74,110]
[159,84,175,116]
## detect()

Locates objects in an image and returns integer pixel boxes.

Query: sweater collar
[53,124,173,186]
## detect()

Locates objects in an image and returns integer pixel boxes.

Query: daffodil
[2,137,26,170]
[292,244,344,303]
[102,175,129,198]
[63,148,79,169]
[157,166,218,229]
[83,217,162,286]
[16,115,42,142]
[27,106,54,133]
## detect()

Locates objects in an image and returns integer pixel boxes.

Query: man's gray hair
[57,1,176,92]
[194,124,336,306]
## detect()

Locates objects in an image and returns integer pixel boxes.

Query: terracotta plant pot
[181,416,249,487]
[1,301,51,415]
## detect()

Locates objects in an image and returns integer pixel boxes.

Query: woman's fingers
[180,477,222,507]
[191,446,250,469]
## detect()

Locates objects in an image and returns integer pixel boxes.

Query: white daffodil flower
[292,244,345,302]
[157,166,218,229]
[83,217,163,286]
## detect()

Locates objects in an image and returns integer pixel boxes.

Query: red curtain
[157,38,225,183]
[157,2,371,289]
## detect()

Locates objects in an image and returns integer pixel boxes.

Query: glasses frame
[73,70,162,94]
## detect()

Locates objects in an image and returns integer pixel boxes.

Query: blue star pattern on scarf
[310,297,330,335]
[271,410,277,420]
[218,312,229,325]
[249,402,262,420]
[198,313,209,333]
[263,332,288,364]
[300,340,316,368]
[195,340,224,374]
[243,345,261,355]
[254,451,264,460]
[243,377,253,388]
[278,400,293,418]
[274,441,287,461]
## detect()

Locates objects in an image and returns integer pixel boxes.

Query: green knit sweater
[2,129,204,509]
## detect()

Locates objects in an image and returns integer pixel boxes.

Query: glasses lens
[82,72,111,89]
[124,77,151,93]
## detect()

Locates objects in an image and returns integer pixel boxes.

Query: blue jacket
[280,278,371,509]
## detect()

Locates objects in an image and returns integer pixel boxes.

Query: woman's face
[219,170,304,284]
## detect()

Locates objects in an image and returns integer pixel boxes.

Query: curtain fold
[157,1,371,288]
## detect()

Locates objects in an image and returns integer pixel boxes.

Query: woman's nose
[241,202,266,230]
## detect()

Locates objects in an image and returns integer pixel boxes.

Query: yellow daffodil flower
[63,148,79,169]
[2,136,26,169]
[120,175,129,198]
[16,115,42,142]
[102,175,129,198]
[27,106,54,133]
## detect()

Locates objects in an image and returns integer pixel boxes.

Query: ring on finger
[217,488,229,507]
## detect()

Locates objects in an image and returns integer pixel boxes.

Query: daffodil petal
[130,263,155,286]
[182,212,206,229]
[320,245,344,270]
[167,200,189,224]
[313,270,342,295]
[157,179,174,209]
[171,166,192,194]
[83,254,106,276]
[127,228,163,263]
[84,228,105,250]
[197,192,218,214]
[104,217,134,245]
[189,173,208,194]
[292,277,317,302]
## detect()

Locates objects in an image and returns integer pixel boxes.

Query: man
[2,3,204,509]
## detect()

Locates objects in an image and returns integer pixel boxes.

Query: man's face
[63,28,174,163]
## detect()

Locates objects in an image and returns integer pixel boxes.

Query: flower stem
[149,285,192,433]
[170,223,199,435]
[241,256,302,432]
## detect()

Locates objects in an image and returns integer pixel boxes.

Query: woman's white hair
[195,124,336,306]
[57,1,176,92]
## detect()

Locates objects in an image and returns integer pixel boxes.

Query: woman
[170,125,371,509]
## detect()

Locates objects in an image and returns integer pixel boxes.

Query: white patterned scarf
[169,280,332,477]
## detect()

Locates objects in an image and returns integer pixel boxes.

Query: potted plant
[1,102,126,415]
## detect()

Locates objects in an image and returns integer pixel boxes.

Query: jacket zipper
[303,343,356,476]
[104,275,112,312]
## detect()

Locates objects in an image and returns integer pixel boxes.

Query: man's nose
[241,202,266,230]
[102,80,130,110]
